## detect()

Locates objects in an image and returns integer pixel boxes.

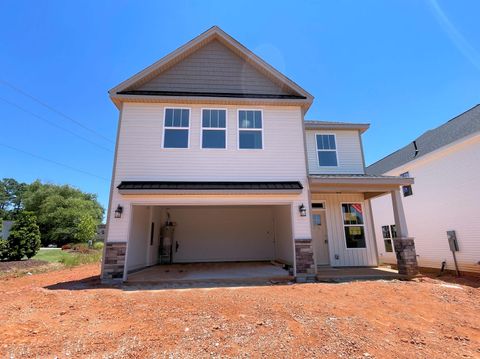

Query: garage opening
[126,205,294,282]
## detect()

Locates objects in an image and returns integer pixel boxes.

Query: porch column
[102,242,127,282]
[294,238,316,283]
[390,189,418,276]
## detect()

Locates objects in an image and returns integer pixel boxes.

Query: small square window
[402,185,413,197]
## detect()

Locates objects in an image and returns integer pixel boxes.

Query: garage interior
[125,204,294,283]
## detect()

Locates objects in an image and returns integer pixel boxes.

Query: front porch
[316,266,404,282]
[308,174,419,276]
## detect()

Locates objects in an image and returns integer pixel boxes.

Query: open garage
[125,204,295,282]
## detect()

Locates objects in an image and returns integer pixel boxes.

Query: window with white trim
[382,225,393,252]
[163,108,189,148]
[316,134,338,166]
[238,110,262,149]
[202,109,226,149]
[342,203,366,248]
[400,172,413,197]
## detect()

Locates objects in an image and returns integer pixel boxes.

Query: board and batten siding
[371,134,480,274]
[305,130,364,174]
[136,40,293,96]
[312,193,378,267]
[107,102,311,243]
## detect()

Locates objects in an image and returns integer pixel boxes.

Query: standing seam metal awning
[117,181,303,193]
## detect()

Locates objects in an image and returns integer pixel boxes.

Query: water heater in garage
[159,220,176,264]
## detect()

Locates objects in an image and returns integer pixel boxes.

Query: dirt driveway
[0,264,479,358]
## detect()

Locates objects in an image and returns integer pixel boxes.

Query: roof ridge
[367,103,480,173]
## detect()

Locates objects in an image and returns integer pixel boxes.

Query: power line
[0,142,109,182]
[0,79,114,143]
[0,96,113,153]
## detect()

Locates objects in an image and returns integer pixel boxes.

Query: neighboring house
[1,220,14,240]
[102,26,414,282]
[368,105,480,275]
[96,224,106,242]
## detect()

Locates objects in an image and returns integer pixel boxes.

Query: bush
[0,239,10,260]
[6,212,41,260]
[93,241,104,250]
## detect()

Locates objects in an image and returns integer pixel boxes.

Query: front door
[312,210,329,265]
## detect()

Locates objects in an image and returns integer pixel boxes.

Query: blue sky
[1,0,479,211]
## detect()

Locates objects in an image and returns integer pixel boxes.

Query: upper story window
[316,134,338,166]
[400,171,413,197]
[163,108,190,148]
[238,110,263,149]
[202,109,227,149]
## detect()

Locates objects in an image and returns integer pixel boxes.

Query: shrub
[93,241,104,250]
[6,212,41,260]
[0,239,9,260]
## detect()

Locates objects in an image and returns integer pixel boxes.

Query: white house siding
[371,135,480,274]
[305,130,364,175]
[136,40,293,96]
[311,193,378,267]
[107,102,311,244]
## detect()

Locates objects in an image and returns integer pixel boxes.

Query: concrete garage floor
[127,261,293,284]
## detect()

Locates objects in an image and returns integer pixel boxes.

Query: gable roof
[110,26,313,109]
[304,120,370,133]
[367,104,480,175]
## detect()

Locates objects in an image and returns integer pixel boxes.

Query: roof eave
[304,123,370,133]
[110,93,312,109]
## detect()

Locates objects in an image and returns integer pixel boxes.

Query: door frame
[311,201,329,266]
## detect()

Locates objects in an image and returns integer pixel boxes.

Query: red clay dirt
[0,264,479,358]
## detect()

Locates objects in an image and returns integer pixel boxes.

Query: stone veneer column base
[102,242,127,282]
[294,238,316,283]
[393,238,419,276]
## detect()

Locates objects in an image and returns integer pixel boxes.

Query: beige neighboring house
[101,26,415,282]
[368,105,480,275]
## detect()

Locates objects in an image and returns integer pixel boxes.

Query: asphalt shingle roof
[367,104,480,175]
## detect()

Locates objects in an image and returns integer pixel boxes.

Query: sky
[1,0,480,211]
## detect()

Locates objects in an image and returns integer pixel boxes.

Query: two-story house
[368,105,480,276]
[102,26,416,283]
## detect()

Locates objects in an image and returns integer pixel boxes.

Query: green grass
[33,248,64,263]
[60,250,102,267]
[33,248,102,266]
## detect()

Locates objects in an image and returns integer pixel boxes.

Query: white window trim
[162,107,191,149]
[381,225,394,253]
[315,133,339,167]
[340,201,367,250]
[237,109,264,150]
[200,108,228,150]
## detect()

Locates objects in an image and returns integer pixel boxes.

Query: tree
[0,178,27,220]
[7,211,41,260]
[74,213,97,243]
[22,181,104,245]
